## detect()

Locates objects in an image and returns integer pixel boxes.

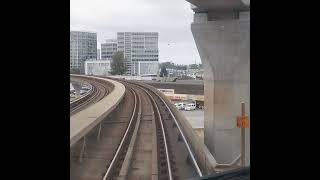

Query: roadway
[143,80,204,95]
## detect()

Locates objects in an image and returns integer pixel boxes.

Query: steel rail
[142,87,173,180]
[134,81,203,177]
[102,87,138,180]
[70,80,109,114]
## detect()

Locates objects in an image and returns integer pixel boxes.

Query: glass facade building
[117,32,159,75]
[101,39,118,60]
[70,31,97,71]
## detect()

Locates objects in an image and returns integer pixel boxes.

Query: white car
[174,103,186,110]
[82,86,90,90]
[80,90,87,95]
[184,103,196,111]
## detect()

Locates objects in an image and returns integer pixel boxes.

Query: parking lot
[70,83,90,102]
[179,108,204,142]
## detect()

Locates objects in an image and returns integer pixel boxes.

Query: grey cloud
[71,0,201,65]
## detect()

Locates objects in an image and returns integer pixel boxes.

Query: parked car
[80,90,87,95]
[174,103,182,110]
[184,103,196,111]
[174,103,186,110]
[81,86,90,90]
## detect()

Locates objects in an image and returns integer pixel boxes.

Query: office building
[117,32,159,75]
[97,49,101,60]
[70,31,97,72]
[101,39,118,60]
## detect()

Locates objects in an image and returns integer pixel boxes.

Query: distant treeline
[159,61,202,70]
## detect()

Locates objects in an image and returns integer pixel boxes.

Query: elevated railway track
[70,76,216,180]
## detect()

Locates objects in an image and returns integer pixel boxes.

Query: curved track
[102,82,178,180]
[70,78,202,180]
[70,77,114,116]
[102,80,201,180]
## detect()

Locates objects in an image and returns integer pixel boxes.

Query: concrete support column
[191,11,250,165]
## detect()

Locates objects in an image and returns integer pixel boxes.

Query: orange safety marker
[238,102,249,167]
[237,115,249,128]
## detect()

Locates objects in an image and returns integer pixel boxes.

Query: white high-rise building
[97,49,101,60]
[117,32,159,75]
[70,31,97,72]
[101,39,118,60]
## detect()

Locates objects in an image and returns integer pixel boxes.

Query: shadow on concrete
[189,167,250,180]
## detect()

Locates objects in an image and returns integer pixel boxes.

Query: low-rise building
[133,61,159,75]
[85,60,111,76]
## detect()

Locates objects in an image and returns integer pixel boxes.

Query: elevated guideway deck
[70,75,126,147]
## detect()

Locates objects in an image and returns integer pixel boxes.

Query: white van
[184,103,196,111]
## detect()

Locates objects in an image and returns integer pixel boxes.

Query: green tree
[159,67,168,77]
[110,52,127,75]
[176,64,187,70]
[189,64,199,69]
[70,68,80,74]
[159,61,175,69]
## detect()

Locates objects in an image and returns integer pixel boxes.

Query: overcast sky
[70,0,201,65]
